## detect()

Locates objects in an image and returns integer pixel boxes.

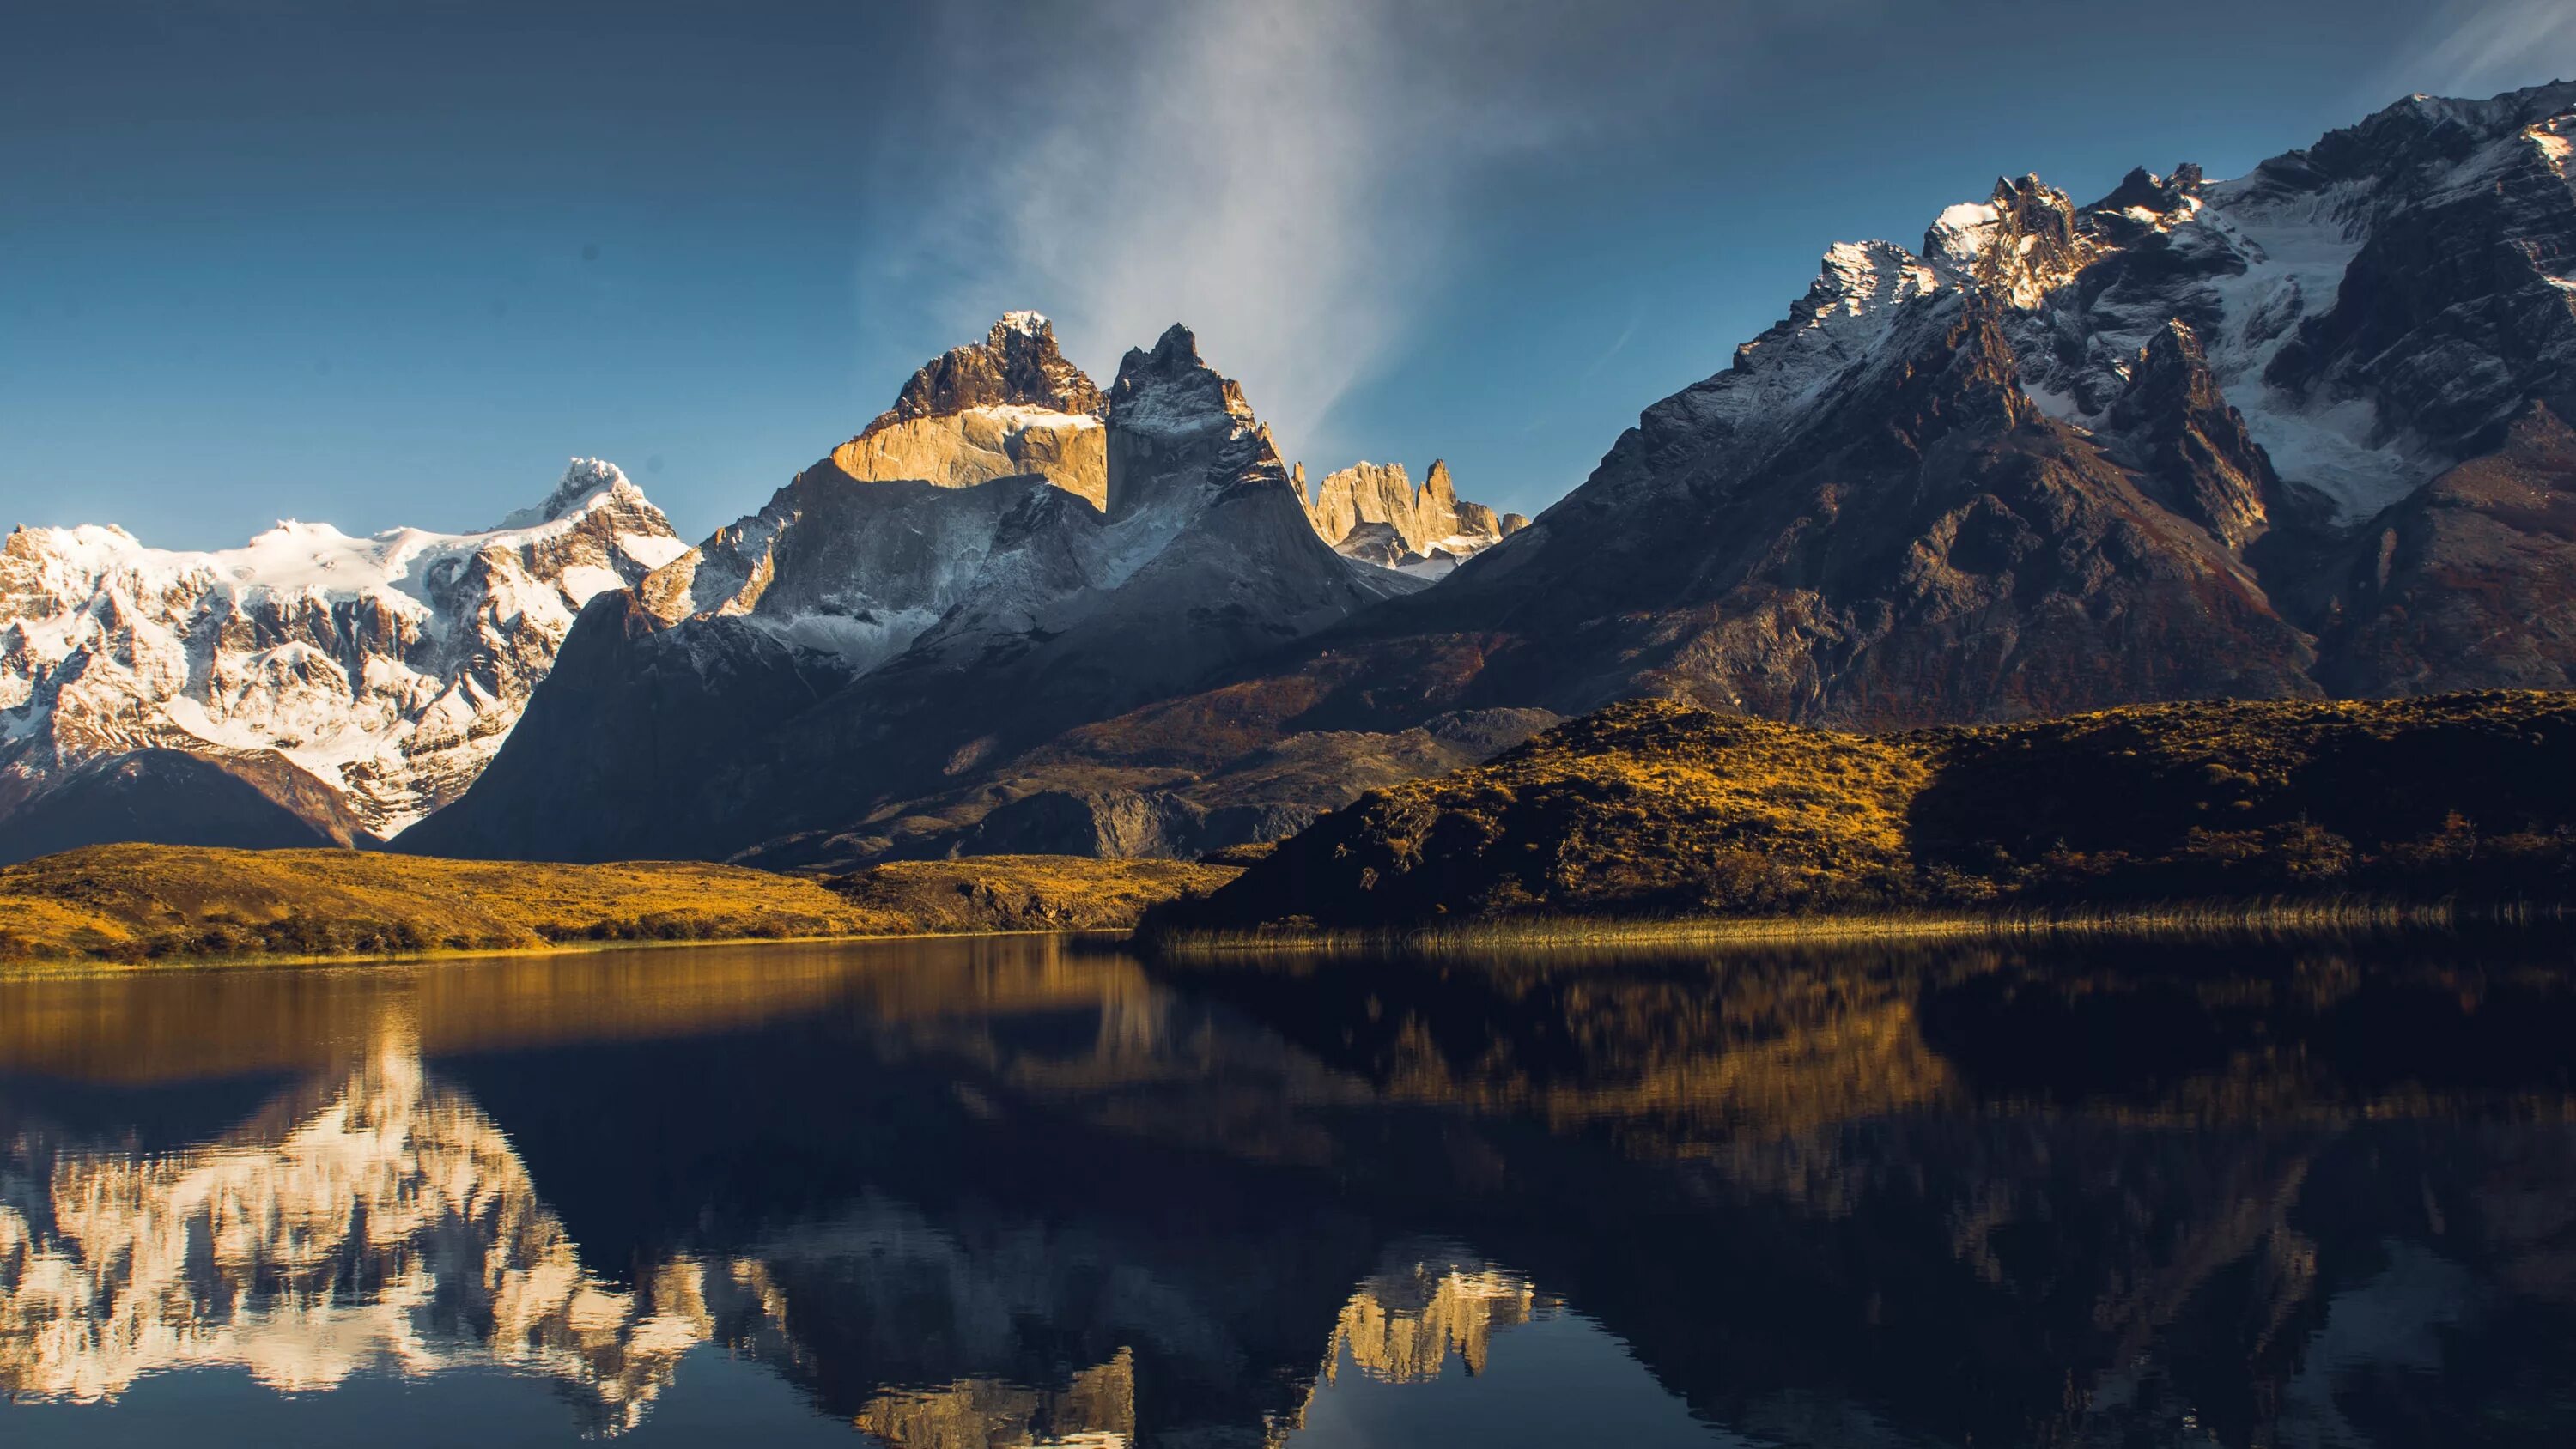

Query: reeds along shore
[1139,897,2573,960]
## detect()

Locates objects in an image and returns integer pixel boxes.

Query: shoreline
[1142,896,2572,958]
[0,924,1116,982]
[8,896,2567,981]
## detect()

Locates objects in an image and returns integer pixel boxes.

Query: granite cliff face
[824,311,1110,506]
[1300,458,1524,574]
[0,462,684,861]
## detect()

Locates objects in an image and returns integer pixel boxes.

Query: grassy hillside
[826,855,1241,932]
[1156,691,2576,937]
[0,845,1238,967]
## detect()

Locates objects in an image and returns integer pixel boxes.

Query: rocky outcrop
[2104,319,2279,549]
[0,460,685,852]
[1163,691,2576,933]
[962,788,1320,859]
[1303,460,1414,547]
[1301,457,1516,572]
[863,311,1105,433]
[826,312,1109,507]
[2311,400,2576,694]
[831,409,1107,508]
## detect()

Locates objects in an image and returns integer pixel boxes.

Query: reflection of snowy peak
[0,461,683,853]
[0,1031,1556,1446]
[0,1045,746,1428]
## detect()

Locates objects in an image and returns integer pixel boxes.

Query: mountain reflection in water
[2,931,2573,1447]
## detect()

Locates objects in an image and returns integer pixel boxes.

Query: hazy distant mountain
[0,461,683,861]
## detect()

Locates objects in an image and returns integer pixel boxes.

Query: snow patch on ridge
[968,403,1102,431]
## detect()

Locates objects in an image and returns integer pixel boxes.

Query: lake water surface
[2,931,2572,1447]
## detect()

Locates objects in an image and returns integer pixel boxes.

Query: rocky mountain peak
[862,312,1105,439]
[2233,81,2576,207]
[827,315,1111,505]
[1421,459,1459,508]
[1108,325,1259,440]
[2093,163,2206,218]
[1923,174,2095,308]
[497,458,651,530]
[1298,456,1519,573]
[1098,324,1287,523]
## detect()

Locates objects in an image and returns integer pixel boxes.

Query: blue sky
[6,0,2574,549]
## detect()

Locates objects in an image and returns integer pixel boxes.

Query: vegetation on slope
[0,845,1238,967]
[823,855,1240,932]
[1155,691,2576,936]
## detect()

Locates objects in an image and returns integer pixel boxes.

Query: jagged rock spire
[864,312,1104,438]
[2108,318,2277,548]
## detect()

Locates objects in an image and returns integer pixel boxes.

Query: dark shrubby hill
[1158,692,2576,933]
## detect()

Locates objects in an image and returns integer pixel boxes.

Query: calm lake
[2,931,2572,1447]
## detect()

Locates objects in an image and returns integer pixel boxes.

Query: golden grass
[829,855,1240,932]
[0,844,1239,971]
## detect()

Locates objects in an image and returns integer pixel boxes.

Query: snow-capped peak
[494,457,641,530]
[998,309,1052,337]
[1661,82,2576,525]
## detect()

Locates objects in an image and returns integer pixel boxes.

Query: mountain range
[10,81,2576,866]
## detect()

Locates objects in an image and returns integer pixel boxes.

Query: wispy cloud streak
[2405,0,2576,98]
[866,0,1886,458]
[873,0,1545,453]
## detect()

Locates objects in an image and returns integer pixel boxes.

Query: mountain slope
[0,461,683,861]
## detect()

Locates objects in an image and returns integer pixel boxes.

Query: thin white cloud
[2405,0,2576,98]
[872,0,1545,458]
[994,0,1439,440]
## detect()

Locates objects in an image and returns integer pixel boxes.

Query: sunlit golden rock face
[853,1348,1136,1449]
[1322,1249,1549,1385]
[1299,458,1516,571]
[832,408,1109,511]
[0,1039,751,1428]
